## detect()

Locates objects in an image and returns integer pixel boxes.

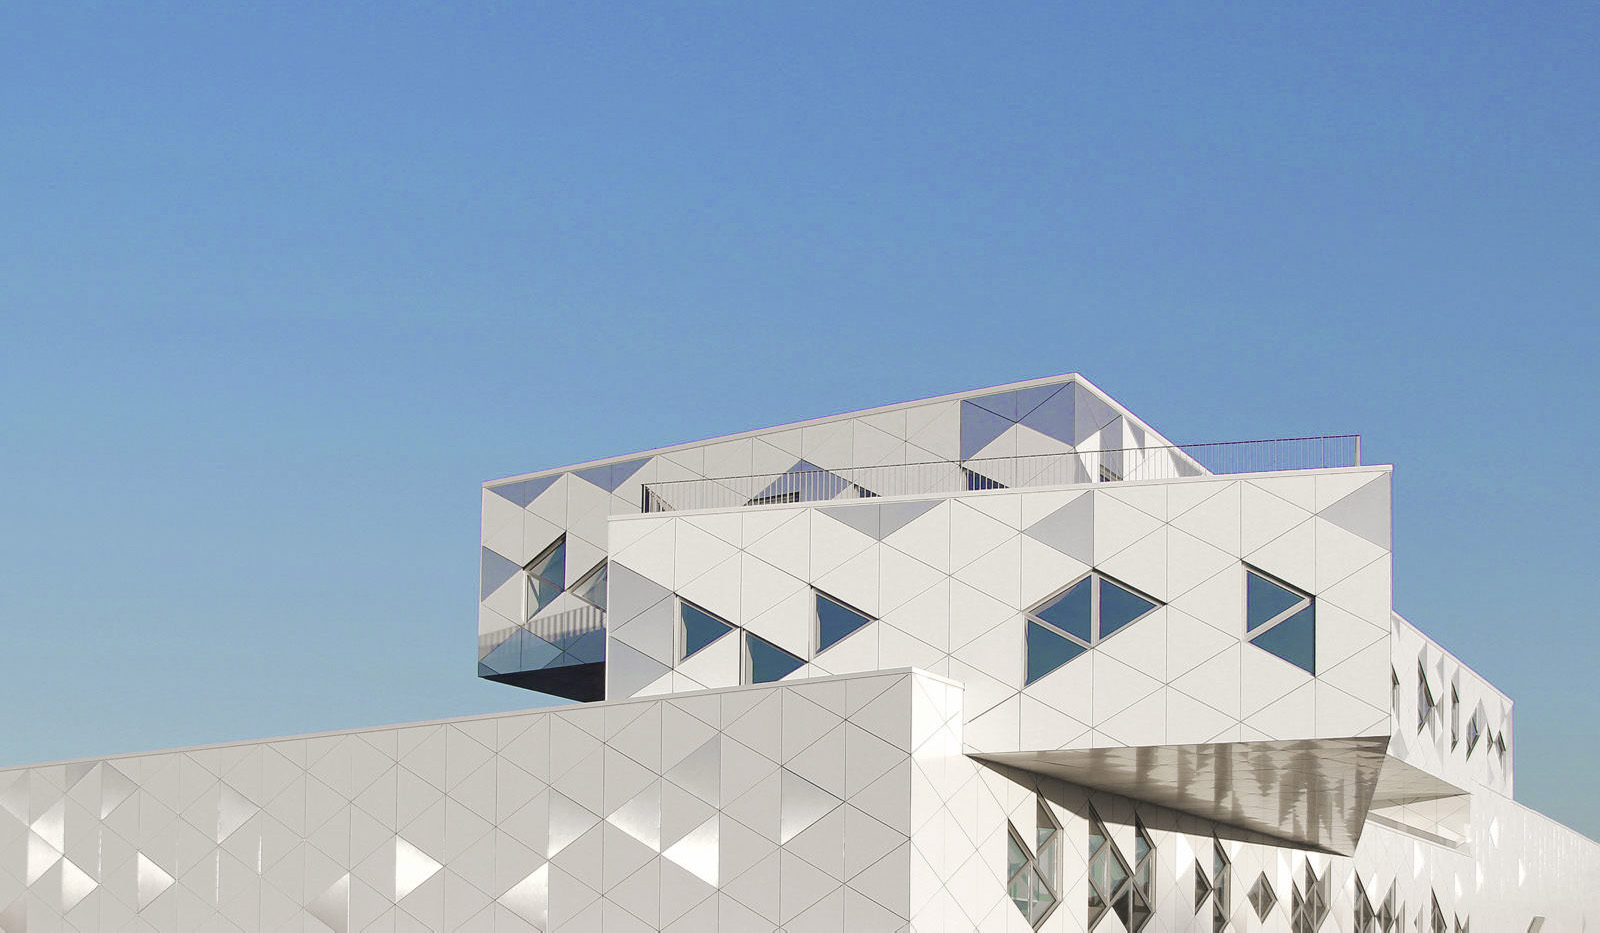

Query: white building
[3,376,1596,931]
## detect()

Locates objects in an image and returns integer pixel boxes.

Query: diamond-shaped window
[1248,872,1277,921]
[1025,572,1161,685]
[1418,661,1436,733]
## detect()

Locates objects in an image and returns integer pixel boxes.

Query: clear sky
[2,3,1596,838]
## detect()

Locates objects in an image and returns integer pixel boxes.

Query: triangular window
[815,591,874,653]
[1244,568,1316,674]
[524,536,567,619]
[680,600,735,660]
[1034,577,1092,641]
[571,561,608,611]
[745,632,804,683]
[1025,572,1162,685]
[1100,579,1158,639]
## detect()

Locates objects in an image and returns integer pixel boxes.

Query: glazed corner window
[523,536,567,620]
[1006,798,1060,929]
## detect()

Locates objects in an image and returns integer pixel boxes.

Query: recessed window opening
[1247,873,1277,922]
[523,536,568,621]
[1290,862,1329,932]
[1244,567,1316,674]
[1355,876,1377,933]
[1418,662,1436,733]
[815,590,874,654]
[679,599,735,661]
[744,631,804,683]
[1088,810,1153,932]
[1025,572,1162,685]
[1006,798,1061,929]
[678,597,806,685]
[1209,840,1229,933]
[1378,883,1398,933]
[571,560,608,611]
[1450,684,1460,750]
[1194,840,1230,931]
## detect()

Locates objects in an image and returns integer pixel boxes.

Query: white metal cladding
[3,378,1595,930]
[476,376,1196,684]
[1,670,1595,931]
[606,469,1399,750]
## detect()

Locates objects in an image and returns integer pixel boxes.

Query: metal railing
[640,435,1360,513]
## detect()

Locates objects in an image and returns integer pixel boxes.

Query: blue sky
[2,3,1596,837]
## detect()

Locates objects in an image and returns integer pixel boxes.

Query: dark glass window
[746,633,804,683]
[1245,567,1316,674]
[1034,578,1093,642]
[681,600,735,660]
[1099,579,1157,639]
[1024,572,1162,685]
[1247,570,1302,631]
[816,592,873,653]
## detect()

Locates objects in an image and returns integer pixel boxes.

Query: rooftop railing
[640,435,1361,513]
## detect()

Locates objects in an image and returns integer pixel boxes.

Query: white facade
[2,376,1596,931]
